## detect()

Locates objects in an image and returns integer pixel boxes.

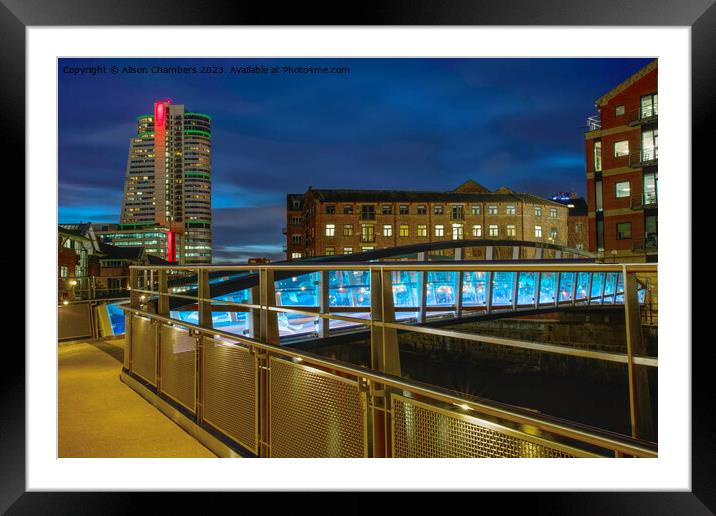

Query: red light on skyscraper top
[155,102,165,127]
[167,231,176,263]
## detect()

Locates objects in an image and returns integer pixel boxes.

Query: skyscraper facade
[120,100,212,264]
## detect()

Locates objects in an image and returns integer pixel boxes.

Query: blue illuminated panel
[539,272,557,304]
[462,272,487,307]
[491,272,514,306]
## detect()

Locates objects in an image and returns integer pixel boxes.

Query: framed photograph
[9,0,712,511]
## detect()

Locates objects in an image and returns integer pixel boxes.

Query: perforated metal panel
[391,395,575,458]
[130,315,156,386]
[202,338,258,454]
[58,303,92,341]
[123,314,131,370]
[269,357,367,458]
[159,325,196,412]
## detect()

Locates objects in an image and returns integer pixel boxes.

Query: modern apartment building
[585,60,658,262]
[119,100,212,264]
[285,180,569,260]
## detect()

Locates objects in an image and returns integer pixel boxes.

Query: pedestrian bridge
[120,256,658,459]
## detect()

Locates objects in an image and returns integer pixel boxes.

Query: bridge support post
[369,268,401,458]
[554,272,561,307]
[623,268,655,441]
[318,270,330,338]
[455,270,464,318]
[534,272,541,307]
[511,271,519,310]
[587,273,594,305]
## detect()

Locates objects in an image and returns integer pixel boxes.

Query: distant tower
[120,100,212,264]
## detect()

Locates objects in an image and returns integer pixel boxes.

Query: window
[343,224,353,237]
[451,205,464,220]
[362,246,374,252]
[343,247,353,255]
[435,225,444,237]
[417,205,427,215]
[549,208,557,218]
[472,225,482,237]
[325,204,336,214]
[594,141,602,172]
[642,128,658,162]
[615,105,625,116]
[291,216,302,225]
[470,205,481,215]
[616,222,632,240]
[550,228,558,240]
[360,205,375,220]
[325,247,335,256]
[291,200,301,209]
[382,205,392,215]
[615,181,631,198]
[60,265,68,278]
[640,93,658,119]
[361,224,374,242]
[575,223,583,234]
[488,205,498,215]
[488,225,499,237]
[417,224,427,237]
[399,205,409,215]
[434,205,444,215]
[383,224,393,237]
[291,235,302,244]
[399,225,409,237]
[535,225,542,238]
[597,220,604,251]
[614,140,629,157]
[343,205,353,215]
[534,206,542,217]
[291,252,302,259]
[325,224,335,237]
[506,225,516,237]
[506,205,516,215]
[596,180,603,211]
[644,172,658,205]
[451,224,463,240]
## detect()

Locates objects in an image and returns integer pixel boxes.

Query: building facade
[92,223,181,263]
[552,194,589,252]
[585,60,658,262]
[120,100,212,264]
[285,180,569,260]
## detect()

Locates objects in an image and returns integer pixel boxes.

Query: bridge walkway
[58,338,215,458]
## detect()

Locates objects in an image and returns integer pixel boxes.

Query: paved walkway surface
[58,338,215,458]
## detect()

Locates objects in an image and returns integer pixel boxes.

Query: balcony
[627,106,658,126]
[629,146,658,168]
[629,193,658,210]
[586,115,601,131]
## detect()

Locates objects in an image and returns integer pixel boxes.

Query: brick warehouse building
[585,60,658,262]
[285,180,570,260]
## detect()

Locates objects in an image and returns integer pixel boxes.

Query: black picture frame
[6,0,711,512]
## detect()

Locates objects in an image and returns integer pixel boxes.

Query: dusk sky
[59,57,652,262]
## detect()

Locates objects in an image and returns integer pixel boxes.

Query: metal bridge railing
[121,262,658,458]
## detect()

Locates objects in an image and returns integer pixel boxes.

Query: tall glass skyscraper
[119,100,212,264]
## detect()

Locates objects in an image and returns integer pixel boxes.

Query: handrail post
[259,267,279,344]
[623,266,655,441]
[418,271,428,323]
[129,268,140,309]
[455,270,464,318]
[534,271,541,307]
[485,271,493,314]
[157,269,169,317]
[511,271,519,310]
[554,272,561,307]
[570,272,578,305]
[318,270,330,338]
[197,269,212,328]
[587,272,594,305]
[369,268,401,458]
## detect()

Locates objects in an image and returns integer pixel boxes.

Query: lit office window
[417,224,427,237]
[399,225,409,237]
[615,181,631,198]
[343,247,353,254]
[616,222,632,240]
[343,224,353,237]
[291,252,302,259]
[550,228,558,240]
[383,224,393,237]
[435,225,444,237]
[506,205,516,215]
[451,224,463,240]
[550,208,557,218]
[535,206,542,217]
[488,205,498,215]
[325,224,335,236]
[614,140,629,157]
[471,205,481,215]
[615,105,625,116]
[506,225,516,237]
[594,141,602,172]
[535,226,542,238]
[472,225,482,237]
[488,225,499,237]
[325,247,335,256]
